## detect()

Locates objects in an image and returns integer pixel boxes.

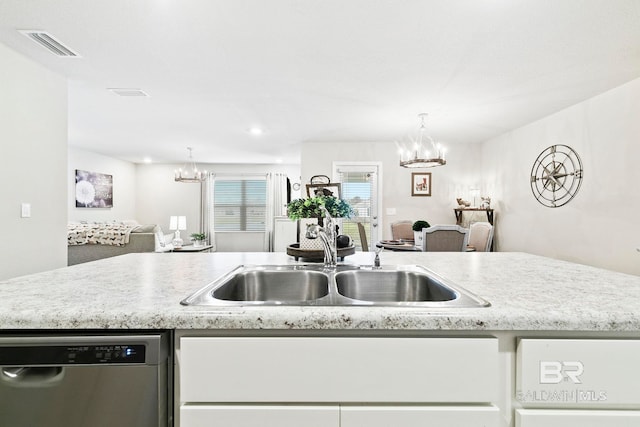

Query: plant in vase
[412,220,431,247]
[287,196,354,250]
[190,232,206,247]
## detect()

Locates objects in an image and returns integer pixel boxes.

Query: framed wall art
[306,183,341,198]
[75,169,113,208]
[411,172,432,197]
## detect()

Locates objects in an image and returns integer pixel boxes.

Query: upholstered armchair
[421,225,469,251]
[390,220,414,241]
[466,222,494,252]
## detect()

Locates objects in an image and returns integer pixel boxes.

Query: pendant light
[398,113,447,168]
[174,147,206,183]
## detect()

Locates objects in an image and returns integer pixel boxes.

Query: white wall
[135,163,301,251]
[135,164,202,237]
[481,77,640,276]
[68,147,137,222]
[0,43,67,280]
[301,141,483,240]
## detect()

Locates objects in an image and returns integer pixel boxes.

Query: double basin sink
[181,264,490,308]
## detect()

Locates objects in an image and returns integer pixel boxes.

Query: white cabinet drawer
[517,339,640,407]
[516,409,640,427]
[341,405,500,427]
[180,337,498,403]
[180,405,338,427]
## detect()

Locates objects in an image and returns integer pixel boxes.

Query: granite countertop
[1,251,639,331]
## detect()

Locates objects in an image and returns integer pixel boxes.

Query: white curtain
[265,172,288,251]
[205,173,216,251]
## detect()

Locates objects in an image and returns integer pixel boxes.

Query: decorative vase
[414,230,423,248]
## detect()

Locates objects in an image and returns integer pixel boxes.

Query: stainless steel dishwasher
[0,332,172,427]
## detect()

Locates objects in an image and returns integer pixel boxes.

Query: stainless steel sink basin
[334,270,456,302]
[181,265,336,306]
[180,264,490,308]
[212,269,329,302]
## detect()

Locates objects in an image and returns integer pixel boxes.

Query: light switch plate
[21,203,31,218]
[386,208,397,215]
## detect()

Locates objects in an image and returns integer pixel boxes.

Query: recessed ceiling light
[143,157,152,164]
[249,127,264,136]
[108,88,149,97]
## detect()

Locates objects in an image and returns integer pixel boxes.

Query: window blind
[336,170,375,219]
[213,178,267,231]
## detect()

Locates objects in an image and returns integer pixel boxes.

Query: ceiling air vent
[19,30,81,57]
[108,88,149,97]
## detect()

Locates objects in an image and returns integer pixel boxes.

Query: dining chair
[421,225,469,251]
[357,222,369,252]
[390,220,414,241]
[466,222,494,252]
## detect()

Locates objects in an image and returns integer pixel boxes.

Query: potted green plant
[190,232,206,247]
[286,196,354,226]
[412,220,431,246]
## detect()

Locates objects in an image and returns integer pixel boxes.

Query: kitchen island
[1,251,639,331]
[2,251,640,427]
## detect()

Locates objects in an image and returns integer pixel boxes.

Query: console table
[454,208,494,226]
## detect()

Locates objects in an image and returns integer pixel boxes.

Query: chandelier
[398,113,447,168]
[174,147,206,183]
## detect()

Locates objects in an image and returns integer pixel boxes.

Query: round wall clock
[530,144,583,208]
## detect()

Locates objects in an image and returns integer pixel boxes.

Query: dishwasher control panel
[0,343,146,365]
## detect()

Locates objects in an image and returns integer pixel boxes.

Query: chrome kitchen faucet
[305,206,337,269]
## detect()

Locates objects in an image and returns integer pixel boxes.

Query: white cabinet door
[517,339,640,407]
[273,217,297,252]
[181,405,339,427]
[341,406,500,427]
[180,337,498,403]
[516,409,640,427]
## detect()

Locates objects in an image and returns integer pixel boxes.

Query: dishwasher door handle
[2,366,64,386]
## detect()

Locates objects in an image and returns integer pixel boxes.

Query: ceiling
[1,0,639,165]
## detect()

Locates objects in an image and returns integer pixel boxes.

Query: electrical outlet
[21,203,31,218]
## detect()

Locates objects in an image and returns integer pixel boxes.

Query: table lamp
[169,215,187,248]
